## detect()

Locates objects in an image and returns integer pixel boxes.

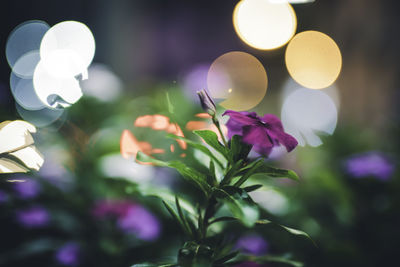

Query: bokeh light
[285,31,342,89]
[40,21,95,78]
[233,0,297,50]
[281,77,341,109]
[6,20,50,70]
[16,103,65,128]
[10,72,46,110]
[33,61,83,109]
[81,63,123,102]
[281,88,338,147]
[207,51,268,111]
[12,50,41,79]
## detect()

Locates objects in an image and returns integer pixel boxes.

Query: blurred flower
[92,199,133,218]
[235,234,268,256]
[13,178,41,199]
[197,89,216,117]
[0,190,8,203]
[16,206,49,228]
[92,199,161,241]
[223,111,297,156]
[117,204,161,241]
[55,242,80,266]
[345,151,395,180]
[0,120,44,173]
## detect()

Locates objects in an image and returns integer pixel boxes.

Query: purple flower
[92,199,133,218]
[0,190,8,203]
[345,151,395,181]
[117,205,161,241]
[197,89,216,117]
[223,110,298,156]
[55,242,80,266]
[235,234,268,256]
[13,178,41,199]
[16,206,50,228]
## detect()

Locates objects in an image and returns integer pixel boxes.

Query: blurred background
[0,0,399,266]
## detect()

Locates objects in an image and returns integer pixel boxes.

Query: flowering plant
[131,90,312,267]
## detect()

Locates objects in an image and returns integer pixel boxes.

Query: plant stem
[213,117,228,147]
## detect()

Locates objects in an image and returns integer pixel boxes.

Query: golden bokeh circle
[207,51,268,111]
[285,30,342,89]
[233,0,297,50]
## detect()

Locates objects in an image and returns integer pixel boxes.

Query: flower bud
[197,89,216,117]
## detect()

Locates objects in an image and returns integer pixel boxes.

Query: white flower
[0,120,44,173]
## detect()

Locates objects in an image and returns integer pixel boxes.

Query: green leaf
[166,133,224,169]
[213,187,259,227]
[214,250,239,265]
[193,130,229,160]
[208,216,237,225]
[243,184,263,192]
[256,219,315,245]
[220,159,244,185]
[166,91,175,114]
[175,196,192,238]
[251,163,300,181]
[132,263,177,267]
[162,200,190,236]
[208,160,218,187]
[136,152,211,195]
[234,159,264,187]
[229,135,252,162]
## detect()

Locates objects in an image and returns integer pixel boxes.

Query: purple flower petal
[345,152,395,181]
[16,206,50,228]
[223,110,298,157]
[235,234,269,256]
[223,110,259,126]
[117,205,161,241]
[56,242,80,266]
[13,178,41,199]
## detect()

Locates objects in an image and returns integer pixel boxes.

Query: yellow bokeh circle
[207,51,268,111]
[233,0,297,50]
[285,31,342,89]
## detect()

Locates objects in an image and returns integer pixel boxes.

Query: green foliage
[133,117,305,266]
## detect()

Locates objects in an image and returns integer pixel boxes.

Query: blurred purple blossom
[345,151,395,180]
[92,199,133,218]
[181,64,209,101]
[93,199,161,241]
[223,110,297,157]
[16,206,50,228]
[235,234,268,256]
[55,242,80,266]
[0,190,8,203]
[13,178,41,199]
[117,205,161,241]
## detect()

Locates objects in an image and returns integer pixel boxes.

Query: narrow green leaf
[175,196,192,238]
[162,200,190,236]
[214,251,239,265]
[193,130,229,160]
[136,152,211,195]
[213,188,259,227]
[208,160,218,187]
[243,184,263,192]
[234,159,264,187]
[253,164,300,181]
[256,219,315,245]
[166,91,174,114]
[208,216,237,225]
[166,134,224,168]
[220,159,244,185]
